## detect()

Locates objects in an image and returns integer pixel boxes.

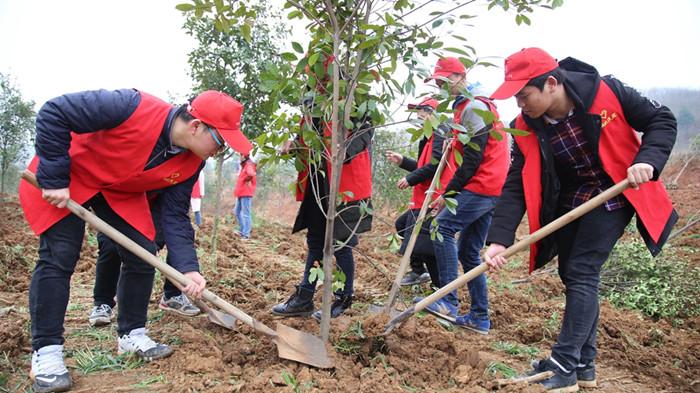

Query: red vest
[449,97,510,196]
[295,120,372,203]
[19,92,203,240]
[234,160,257,197]
[515,81,674,272]
[410,135,453,208]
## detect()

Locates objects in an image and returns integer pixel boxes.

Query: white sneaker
[117,328,173,361]
[88,304,113,326]
[30,345,72,393]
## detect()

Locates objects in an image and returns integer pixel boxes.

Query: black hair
[176,104,195,121]
[526,67,567,91]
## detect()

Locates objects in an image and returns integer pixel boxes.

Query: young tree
[183,3,287,254]
[178,0,563,341]
[0,73,35,194]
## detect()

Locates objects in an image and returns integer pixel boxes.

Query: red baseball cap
[407,97,438,110]
[189,91,252,155]
[425,57,466,82]
[490,47,559,100]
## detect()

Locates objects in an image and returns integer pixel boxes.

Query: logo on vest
[163,172,181,185]
[600,109,618,128]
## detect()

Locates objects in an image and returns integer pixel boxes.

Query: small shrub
[602,239,700,319]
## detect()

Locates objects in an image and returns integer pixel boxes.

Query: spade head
[274,323,334,369]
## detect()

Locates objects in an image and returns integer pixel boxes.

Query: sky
[0,0,699,122]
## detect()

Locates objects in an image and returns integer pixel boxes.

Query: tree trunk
[210,154,225,267]
[319,37,346,342]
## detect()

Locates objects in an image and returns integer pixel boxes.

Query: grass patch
[68,326,113,342]
[67,303,85,312]
[132,374,166,389]
[333,321,365,356]
[71,348,143,374]
[492,341,539,358]
[486,361,518,378]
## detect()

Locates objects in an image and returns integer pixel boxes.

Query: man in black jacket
[386,97,450,288]
[485,48,677,391]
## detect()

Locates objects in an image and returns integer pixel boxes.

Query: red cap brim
[490,79,529,100]
[424,71,452,83]
[220,128,252,155]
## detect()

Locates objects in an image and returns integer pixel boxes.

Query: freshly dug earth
[0,158,698,392]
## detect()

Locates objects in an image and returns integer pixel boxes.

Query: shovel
[22,171,334,369]
[384,179,630,333]
[378,139,453,315]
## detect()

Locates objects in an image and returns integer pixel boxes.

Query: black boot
[576,361,596,388]
[271,286,315,317]
[312,294,353,321]
[526,358,579,393]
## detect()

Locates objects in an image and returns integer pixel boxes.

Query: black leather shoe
[271,286,314,317]
[576,362,596,388]
[312,294,353,321]
[528,358,579,393]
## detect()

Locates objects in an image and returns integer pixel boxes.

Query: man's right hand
[385,150,402,165]
[483,243,508,272]
[42,188,70,208]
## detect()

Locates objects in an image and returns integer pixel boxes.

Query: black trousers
[30,194,156,349]
[551,204,633,370]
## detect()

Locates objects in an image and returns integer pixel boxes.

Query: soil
[0,157,698,392]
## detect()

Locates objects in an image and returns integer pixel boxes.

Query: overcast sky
[0,0,698,121]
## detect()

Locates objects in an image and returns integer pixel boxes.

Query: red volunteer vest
[409,135,453,208]
[515,81,674,272]
[19,92,202,240]
[295,120,372,203]
[449,97,510,196]
[234,160,257,197]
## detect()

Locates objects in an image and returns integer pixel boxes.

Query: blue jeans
[432,190,497,318]
[234,196,252,238]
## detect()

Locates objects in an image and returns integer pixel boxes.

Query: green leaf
[443,47,470,56]
[489,129,504,141]
[281,52,298,61]
[287,10,303,19]
[175,3,195,12]
[422,119,433,139]
[503,127,530,136]
[240,22,252,42]
[308,52,320,66]
[467,141,481,152]
[444,197,458,215]
[453,149,463,166]
[358,38,380,50]
[292,42,304,54]
[472,108,495,125]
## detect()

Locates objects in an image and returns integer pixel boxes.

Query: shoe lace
[96,304,112,314]
[35,350,67,376]
[170,294,192,307]
[126,331,158,351]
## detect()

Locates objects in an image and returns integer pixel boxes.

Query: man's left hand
[183,271,206,299]
[627,163,654,190]
[430,196,446,214]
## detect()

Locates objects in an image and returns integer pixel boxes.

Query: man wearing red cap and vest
[19,89,251,393]
[386,97,450,288]
[484,48,677,392]
[415,57,509,335]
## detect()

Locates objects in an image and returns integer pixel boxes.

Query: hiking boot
[400,271,431,286]
[271,286,315,317]
[312,294,353,321]
[527,358,579,393]
[30,345,72,393]
[454,312,490,335]
[118,328,173,361]
[413,296,458,318]
[576,362,596,388]
[159,294,201,317]
[88,304,113,327]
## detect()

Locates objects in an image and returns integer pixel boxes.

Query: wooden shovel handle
[410,179,630,314]
[21,170,277,337]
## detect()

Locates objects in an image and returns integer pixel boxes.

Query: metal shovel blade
[205,307,237,329]
[274,323,334,369]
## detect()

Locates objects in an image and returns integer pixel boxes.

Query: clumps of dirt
[361,312,389,337]
[0,307,30,355]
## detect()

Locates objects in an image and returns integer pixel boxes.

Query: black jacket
[486,57,678,267]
